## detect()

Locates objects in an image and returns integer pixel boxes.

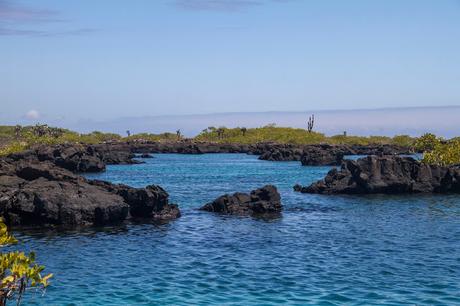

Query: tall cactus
[307,114,315,133]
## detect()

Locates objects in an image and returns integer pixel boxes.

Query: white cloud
[25,109,40,120]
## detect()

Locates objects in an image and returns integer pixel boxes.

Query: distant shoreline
[4,105,458,138]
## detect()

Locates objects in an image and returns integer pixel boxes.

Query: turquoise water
[14,154,460,305]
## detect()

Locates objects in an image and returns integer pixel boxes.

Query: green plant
[0,142,28,157]
[195,126,327,144]
[422,139,460,166]
[0,220,52,305]
[414,133,441,152]
[392,135,415,148]
[307,114,314,133]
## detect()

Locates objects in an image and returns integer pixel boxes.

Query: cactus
[216,128,225,140]
[14,125,22,139]
[307,114,315,133]
[176,129,181,140]
[32,124,48,137]
[241,127,247,136]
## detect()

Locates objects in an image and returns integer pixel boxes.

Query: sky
[1,0,460,126]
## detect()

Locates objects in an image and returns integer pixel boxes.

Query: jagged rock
[200,185,282,216]
[90,181,180,221]
[350,144,413,155]
[257,143,413,163]
[258,145,304,161]
[293,184,302,192]
[0,161,129,226]
[0,158,180,227]
[7,142,414,172]
[9,144,106,173]
[301,148,344,166]
[297,155,460,194]
[7,143,146,173]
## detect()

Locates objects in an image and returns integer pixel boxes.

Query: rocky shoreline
[257,143,413,165]
[0,149,180,227]
[295,155,460,194]
[0,141,429,228]
[6,141,414,172]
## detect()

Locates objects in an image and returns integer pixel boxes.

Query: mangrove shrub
[0,220,52,305]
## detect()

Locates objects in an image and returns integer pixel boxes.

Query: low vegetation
[124,132,179,142]
[416,133,460,166]
[195,125,417,146]
[0,220,52,305]
[195,125,326,144]
[1,124,459,166]
[0,124,184,157]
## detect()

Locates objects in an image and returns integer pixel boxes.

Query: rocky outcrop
[108,142,412,157]
[7,142,413,171]
[0,157,180,227]
[93,144,143,165]
[350,144,412,156]
[258,144,304,161]
[257,143,412,164]
[300,151,343,166]
[89,180,180,221]
[121,141,250,154]
[296,155,460,194]
[300,145,345,166]
[7,144,143,173]
[9,144,106,173]
[200,185,282,216]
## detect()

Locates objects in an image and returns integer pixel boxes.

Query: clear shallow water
[12,154,460,305]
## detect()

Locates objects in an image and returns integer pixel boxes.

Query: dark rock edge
[295,155,460,194]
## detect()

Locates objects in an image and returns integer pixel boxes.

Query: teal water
[14,154,460,305]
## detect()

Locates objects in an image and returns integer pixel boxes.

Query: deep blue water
[13,154,460,305]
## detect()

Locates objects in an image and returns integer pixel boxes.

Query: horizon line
[105,104,460,121]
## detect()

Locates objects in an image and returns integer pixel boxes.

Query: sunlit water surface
[12,154,460,305]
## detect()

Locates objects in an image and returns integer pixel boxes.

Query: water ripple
[9,154,460,305]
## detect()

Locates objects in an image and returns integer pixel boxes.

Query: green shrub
[124,132,177,142]
[0,219,52,305]
[0,142,28,156]
[0,124,422,150]
[196,126,327,144]
[392,135,415,147]
[414,133,441,152]
[422,139,460,166]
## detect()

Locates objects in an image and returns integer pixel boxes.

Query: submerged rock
[200,185,282,216]
[140,153,154,158]
[297,155,460,194]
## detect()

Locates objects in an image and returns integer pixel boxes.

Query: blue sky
[1,0,460,124]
